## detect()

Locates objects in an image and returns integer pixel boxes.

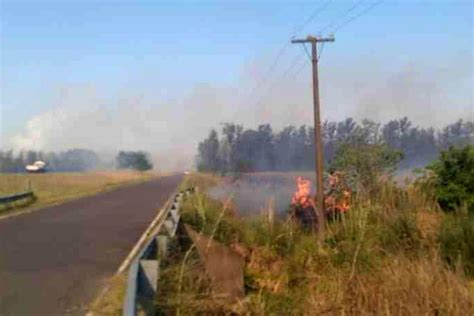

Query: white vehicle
[25,161,47,173]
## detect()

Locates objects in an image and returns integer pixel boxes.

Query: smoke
[207,173,315,215]
[8,84,238,171]
[5,50,472,171]
[352,58,473,127]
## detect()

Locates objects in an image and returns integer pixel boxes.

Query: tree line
[0,149,153,172]
[196,118,473,173]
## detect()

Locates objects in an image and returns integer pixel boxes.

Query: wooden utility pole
[291,35,334,234]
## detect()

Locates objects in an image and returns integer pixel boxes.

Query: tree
[116,151,153,171]
[438,119,474,149]
[427,145,474,214]
[329,143,404,193]
[192,118,472,175]
[221,123,243,172]
[58,149,100,171]
[197,129,220,172]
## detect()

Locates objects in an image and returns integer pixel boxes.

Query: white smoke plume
[5,51,473,171]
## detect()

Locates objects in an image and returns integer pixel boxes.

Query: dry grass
[301,255,473,315]
[179,172,220,191]
[87,275,127,316]
[0,171,158,215]
[168,173,474,315]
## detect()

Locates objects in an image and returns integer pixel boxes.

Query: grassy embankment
[156,173,473,315]
[0,171,158,216]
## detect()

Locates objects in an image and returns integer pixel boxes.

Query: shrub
[428,145,474,214]
[329,143,403,194]
[116,150,153,171]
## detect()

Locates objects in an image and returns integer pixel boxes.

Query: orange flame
[326,172,351,213]
[291,177,312,208]
[291,173,351,214]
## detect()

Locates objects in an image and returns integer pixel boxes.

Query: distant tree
[57,149,100,172]
[116,151,153,171]
[192,118,471,175]
[197,129,220,172]
[438,119,474,149]
[234,124,275,171]
[26,150,38,165]
[336,118,357,143]
[221,123,243,172]
[358,119,381,144]
[274,126,296,170]
[0,149,102,173]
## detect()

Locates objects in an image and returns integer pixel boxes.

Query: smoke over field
[207,172,316,215]
[4,54,472,172]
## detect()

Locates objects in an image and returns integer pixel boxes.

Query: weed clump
[438,211,474,277]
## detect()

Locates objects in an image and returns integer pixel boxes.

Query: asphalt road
[0,174,183,316]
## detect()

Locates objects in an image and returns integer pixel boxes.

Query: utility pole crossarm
[291,36,335,44]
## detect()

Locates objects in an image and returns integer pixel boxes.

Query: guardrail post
[156,235,169,259]
[138,259,160,298]
[123,261,139,315]
[122,188,195,316]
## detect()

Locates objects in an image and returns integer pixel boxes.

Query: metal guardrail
[0,191,34,205]
[123,187,195,316]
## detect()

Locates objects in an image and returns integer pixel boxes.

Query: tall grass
[159,173,474,315]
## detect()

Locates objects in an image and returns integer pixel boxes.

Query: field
[0,171,159,216]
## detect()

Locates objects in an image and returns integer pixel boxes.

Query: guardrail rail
[0,191,34,205]
[0,180,35,208]
[123,187,195,316]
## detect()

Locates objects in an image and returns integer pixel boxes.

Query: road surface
[0,174,183,316]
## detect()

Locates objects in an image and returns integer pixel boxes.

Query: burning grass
[0,171,158,216]
[160,173,474,315]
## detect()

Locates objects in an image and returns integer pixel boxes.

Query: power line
[302,38,325,63]
[244,0,381,107]
[290,58,310,80]
[317,42,326,61]
[302,43,312,61]
[318,0,366,34]
[244,1,333,104]
[244,43,290,103]
[252,36,328,111]
[330,0,384,33]
[292,0,333,37]
[253,50,306,108]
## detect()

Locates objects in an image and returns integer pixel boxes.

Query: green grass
[0,171,158,216]
[439,211,474,277]
[160,173,474,315]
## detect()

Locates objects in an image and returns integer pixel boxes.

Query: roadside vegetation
[0,171,157,216]
[157,146,474,315]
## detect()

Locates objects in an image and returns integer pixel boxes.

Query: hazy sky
[1,0,472,170]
